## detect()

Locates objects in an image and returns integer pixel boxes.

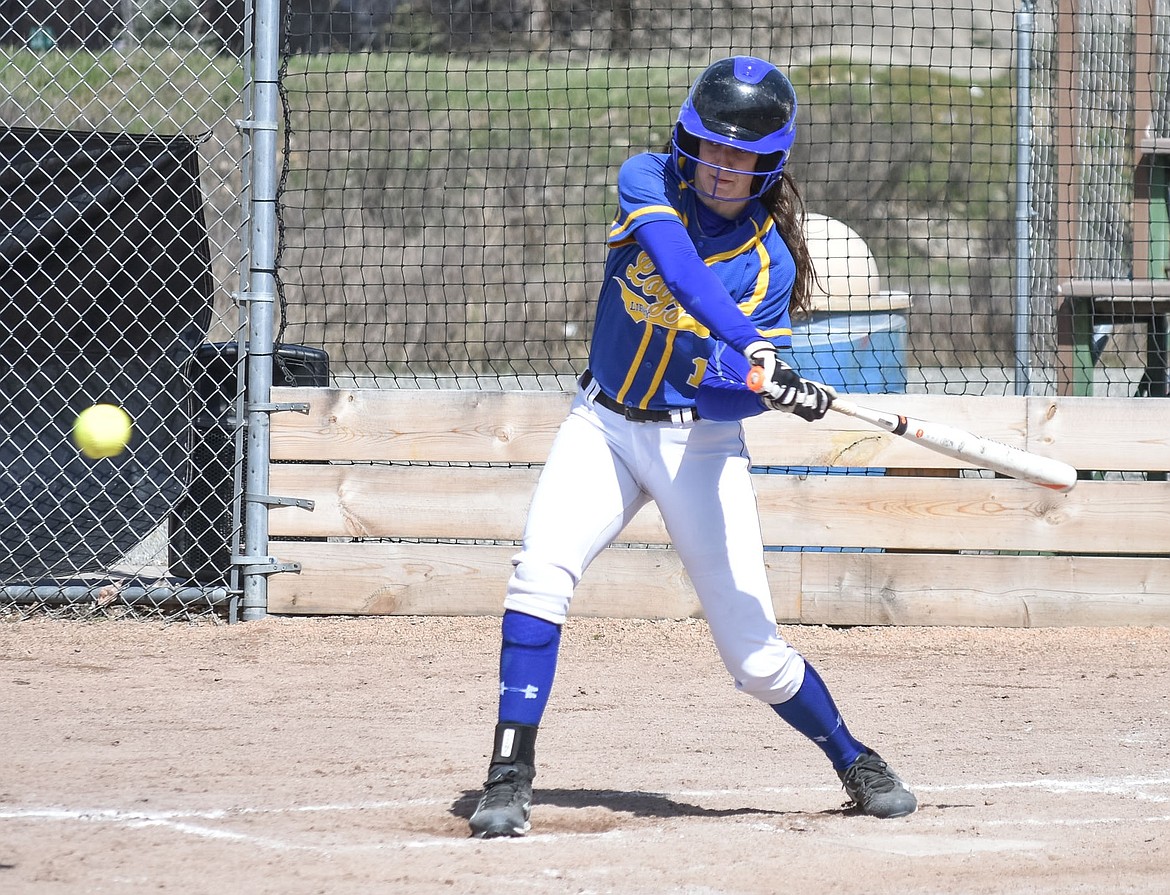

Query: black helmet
[671,56,797,198]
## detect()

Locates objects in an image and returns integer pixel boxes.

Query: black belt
[580,370,700,423]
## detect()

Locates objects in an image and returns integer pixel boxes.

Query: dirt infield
[2,615,1168,894]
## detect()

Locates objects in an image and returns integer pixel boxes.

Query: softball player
[469,56,917,838]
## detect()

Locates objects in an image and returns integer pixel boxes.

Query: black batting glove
[761,361,837,422]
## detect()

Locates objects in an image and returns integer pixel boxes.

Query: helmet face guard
[671,56,797,200]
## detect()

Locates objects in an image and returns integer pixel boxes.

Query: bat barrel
[747,373,1077,492]
[831,399,1076,492]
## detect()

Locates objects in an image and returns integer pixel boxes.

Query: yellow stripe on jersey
[760,326,794,338]
[616,322,656,405]
[642,330,678,408]
[704,216,778,319]
[608,204,683,243]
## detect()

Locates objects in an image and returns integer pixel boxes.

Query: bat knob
[747,367,766,393]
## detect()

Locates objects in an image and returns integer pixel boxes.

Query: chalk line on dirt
[2,772,1168,853]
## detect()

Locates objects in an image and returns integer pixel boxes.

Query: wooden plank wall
[265,388,1170,626]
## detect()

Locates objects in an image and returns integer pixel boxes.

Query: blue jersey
[587,152,795,411]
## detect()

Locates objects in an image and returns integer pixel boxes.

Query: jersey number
[686,357,708,388]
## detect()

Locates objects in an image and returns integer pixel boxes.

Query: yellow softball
[72,404,133,460]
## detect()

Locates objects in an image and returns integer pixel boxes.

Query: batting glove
[761,360,837,422]
[744,340,780,397]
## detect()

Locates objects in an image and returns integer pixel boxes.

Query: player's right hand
[760,360,836,422]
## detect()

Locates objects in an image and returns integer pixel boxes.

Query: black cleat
[469,762,534,838]
[838,750,918,818]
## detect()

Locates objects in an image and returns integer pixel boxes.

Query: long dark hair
[761,170,815,320]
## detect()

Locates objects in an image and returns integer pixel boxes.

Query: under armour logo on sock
[500,682,540,699]
[813,714,844,744]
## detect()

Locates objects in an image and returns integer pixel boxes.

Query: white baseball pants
[503,387,806,703]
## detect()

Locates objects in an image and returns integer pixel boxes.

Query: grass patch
[0,45,243,133]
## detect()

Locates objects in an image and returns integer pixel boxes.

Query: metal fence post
[1015,0,1035,396]
[240,0,283,620]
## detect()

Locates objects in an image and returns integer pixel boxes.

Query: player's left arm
[635,219,765,354]
[611,155,767,356]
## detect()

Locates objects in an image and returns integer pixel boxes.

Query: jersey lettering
[616,251,710,336]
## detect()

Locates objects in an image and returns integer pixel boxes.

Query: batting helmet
[671,56,797,199]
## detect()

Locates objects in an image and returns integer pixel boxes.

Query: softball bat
[746,367,1077,492]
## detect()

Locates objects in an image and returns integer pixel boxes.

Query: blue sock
[770,662,866,771]
[497,609,561,727]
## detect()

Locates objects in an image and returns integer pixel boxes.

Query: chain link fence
[2,1,251,619]
[2,0,1166,620]
[273,0,1169,399]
